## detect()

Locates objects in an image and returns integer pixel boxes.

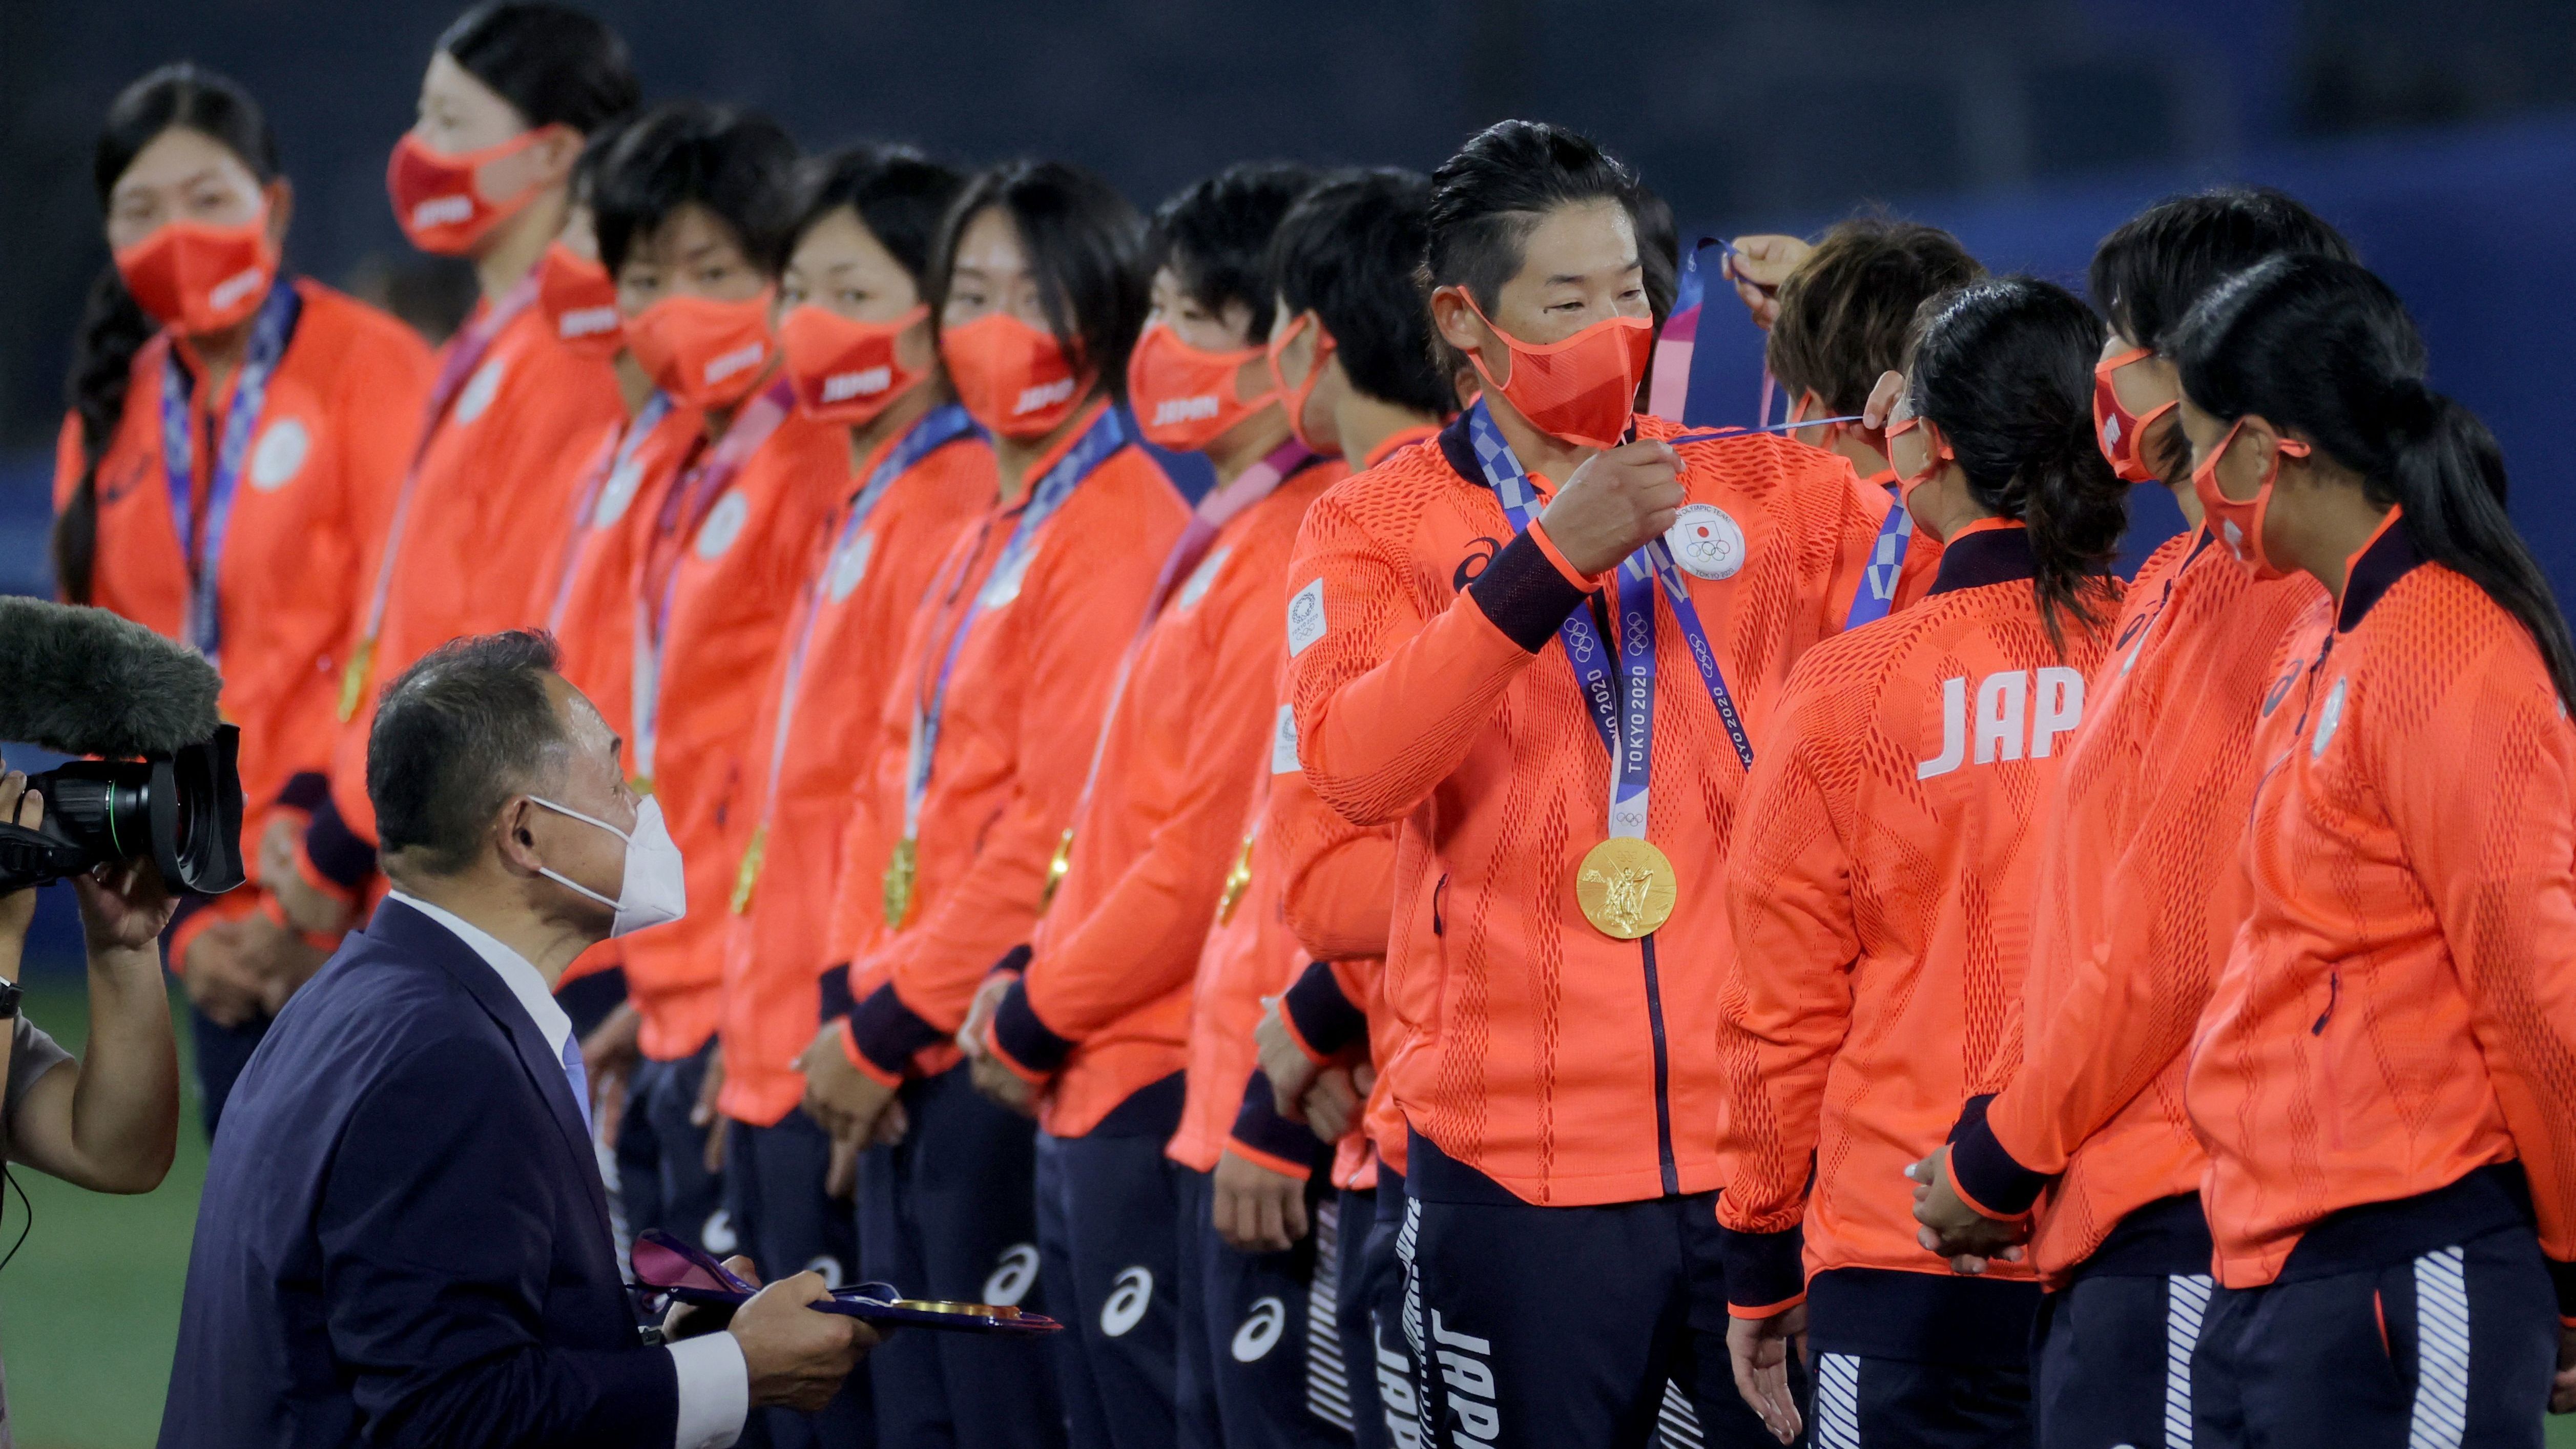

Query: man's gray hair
[367,631,571,877]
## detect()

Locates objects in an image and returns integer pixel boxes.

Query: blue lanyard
[157,281,300,666]
[903,407,1125,835]
[1466,402,1755,800]
[1844,495,1913,630]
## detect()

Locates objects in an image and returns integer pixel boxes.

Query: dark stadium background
[0,2,2570,1443]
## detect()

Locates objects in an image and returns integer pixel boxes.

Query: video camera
[0,596,245,896]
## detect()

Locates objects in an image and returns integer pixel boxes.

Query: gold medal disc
[1041,829,1074,909]
[337,637,377,722]
[1575,837,1678,940]
[730,827,766,916]
[1215,832,1255,924]
[883,837,919,927]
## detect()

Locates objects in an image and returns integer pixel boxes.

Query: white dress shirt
[389,893,750,1449]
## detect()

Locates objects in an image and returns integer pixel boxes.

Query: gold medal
[730,826,766,916]
[883,836,918,927]
[1575,837,1678,940]
[1041,828,1073,909]
[337,637,376,722]
[1215,832,1255,924]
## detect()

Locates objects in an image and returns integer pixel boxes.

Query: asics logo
[983,1244,1039,1306]
[558,305,619,339]
[1231,1296,1285,1361]
[210,266,266,312]
[1152,395,1220,425]
[1013,378,1075,415]
[824,366,892,402]
[411,194,474,229]
[1100,1266,1153,1337]
[703,341,767,385]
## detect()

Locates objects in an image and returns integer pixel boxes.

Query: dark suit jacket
[159,899,676,1448]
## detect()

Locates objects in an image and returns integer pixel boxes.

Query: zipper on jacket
[1639,935,1679,1196]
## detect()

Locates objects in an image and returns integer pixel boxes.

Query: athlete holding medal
[1282,121,1900,1447]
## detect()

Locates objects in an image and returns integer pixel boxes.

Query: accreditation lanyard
[1060,436,1318,840]
[158,280,300,669]
[629,379,794,790]
[730,403,979,913]
[546,391,674,634]
[340,273,541,719]
[1466,403,1754,853]
[900,407,1125,845]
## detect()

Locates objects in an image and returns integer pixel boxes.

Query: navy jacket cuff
[303,794,378,891]
[1230,1068,1324,1169]
[273,770,331,814]
[2548,1256,2576,1321]
[991,975,1073,1075]
[1467,530,1592,652]
[846,982,944,1079]
[1716,1222,1807,1311]
[1948,1093,2050,1217]
[1283,959,1368,1058]
[817,964,854,1023]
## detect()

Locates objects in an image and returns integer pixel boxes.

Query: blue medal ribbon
[157,281,301,667]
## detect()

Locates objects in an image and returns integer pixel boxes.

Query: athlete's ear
[1430,284,1484,359]
[262,178,295,251]
[526,123,584,189]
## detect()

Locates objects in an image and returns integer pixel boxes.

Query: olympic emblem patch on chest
[2312,676,2348,759]
[1665,503,1744,581]
[594,458,646,527]
[249,418,310,491]
[454,356,507,425]
[694,490,749,560]
[827,531,876,603]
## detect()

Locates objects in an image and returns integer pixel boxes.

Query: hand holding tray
[632,1230,1062,1336]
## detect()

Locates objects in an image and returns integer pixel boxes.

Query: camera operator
[0,759,184,1437]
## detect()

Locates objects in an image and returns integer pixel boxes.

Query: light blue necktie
[560,1034,594,1139]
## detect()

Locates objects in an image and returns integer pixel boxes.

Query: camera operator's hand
[0,771,45,946]
[75,853,177,951]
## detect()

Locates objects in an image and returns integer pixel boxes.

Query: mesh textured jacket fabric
[539,398,704,742]
[1714,521,2113,1306]
[988,459,1350,1137]
[1285,410,1893,1207]
[714,426,993,1126]
[828,407,1190,1081]
[1953,526,2322,1281]
[2186,514,2576,1300]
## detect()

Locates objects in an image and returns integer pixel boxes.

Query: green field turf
[4,978,2575,1447]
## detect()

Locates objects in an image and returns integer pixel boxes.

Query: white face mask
[528,794,687,937]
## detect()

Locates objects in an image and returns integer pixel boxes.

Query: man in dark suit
[161,631,871,1448]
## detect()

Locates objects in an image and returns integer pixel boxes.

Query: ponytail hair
[58,61,278,604]
[1905,275,2126,653]
[2171,253,2576,707]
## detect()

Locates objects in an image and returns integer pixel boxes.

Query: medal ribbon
[545,390,675,634]
[341,273,542,718]
[1645,238,1714,423]
[1466,402,1755,847]
[900,406,1127,844]
[733,403,980,912]
[158,280,301,668]
[630,378,795,788]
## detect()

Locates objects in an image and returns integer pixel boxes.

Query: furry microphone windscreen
[0,596,223,757]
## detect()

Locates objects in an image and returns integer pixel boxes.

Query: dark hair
[593,101,800,278]
[1769,216,1984,416]
[930,160,1151,401]
[370,630,571,877]
[1906,276,2126,652]
[568,113,628,210]
[57,63,279,605]
[781,143,967,282]
[1151,162,1319,345]
[2171,253,2576,706]
[1627,184,1679,330]
[438,2,638,136]
[1424,120,1638,325]
[1264,168,1453,419]
[2090,187,2354,353]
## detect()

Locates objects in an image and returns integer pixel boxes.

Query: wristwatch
[0,977,20,1020]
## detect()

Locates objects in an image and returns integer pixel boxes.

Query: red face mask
[386,130,548,256]
[1885,413,1954,528]
[2093,346,2179,484]
[625,291,778,409]
[2191,419,2309,580]
[537,242,622,360]
[1461,295,1654,450]
[1127,321,1273,452]
[942,312,1085,439]
[780,302,931,425]
[115,213,278,336]
[1265,312,1337,453]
